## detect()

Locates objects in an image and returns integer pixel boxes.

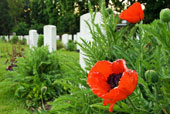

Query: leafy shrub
[66,40,76,51]
[56,40,64,50]
[37,34,44,47]
[10,35,19,44]
[12,47,66,109]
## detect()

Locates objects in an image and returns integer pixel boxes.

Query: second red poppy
[120,2,144,23]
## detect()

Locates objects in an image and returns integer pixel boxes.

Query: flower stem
[162,108,168,114]
[41,93,45,110]
[127,97,149,113]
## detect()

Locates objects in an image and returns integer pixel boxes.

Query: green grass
[0,40,79,114]
[56,50,80,72]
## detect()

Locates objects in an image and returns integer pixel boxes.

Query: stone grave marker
[29,30,38,48]
[44,25,57,52]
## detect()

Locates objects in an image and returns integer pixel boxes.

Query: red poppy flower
[120,2,144,23]
[87,59,138,113]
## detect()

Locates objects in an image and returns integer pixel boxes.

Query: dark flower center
[107,73,123,89]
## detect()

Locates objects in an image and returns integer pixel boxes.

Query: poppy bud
[160,8,170,23]
[145,70,159,83]
[41,86,47,93]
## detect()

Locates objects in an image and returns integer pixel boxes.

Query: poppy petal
[103,98,114,106]
[109,103,115,113]
[87,72,111,97]
[118,70,138,95]
[90,60,113,80]
[112,59,127,74]
[103,86,126,100]
[121,15,141,23]
[103,70,138,100]
[103,99,116,113]
[120,2,144,23]
[140,11,144,20]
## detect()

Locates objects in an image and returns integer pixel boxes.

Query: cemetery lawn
[0,41,79,114]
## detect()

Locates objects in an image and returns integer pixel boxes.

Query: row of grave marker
[0,12,127,71]
[0,32,81,50]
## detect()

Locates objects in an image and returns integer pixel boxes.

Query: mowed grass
[56,50,80,71]
[0,41,79,114]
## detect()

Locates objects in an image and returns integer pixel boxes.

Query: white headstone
[24,35,29,45]
[56,35,59,40]
[44,25,57,52]
[5,36,8,41]
[18,36,23,40]
[18,36,21,40]
[21,36,23,40]
[29,30,38,48]
[9,35,13,40]
[79,12,102,70]
[73,34,77,41]
[62,34,69,47]
[68,35,72,40]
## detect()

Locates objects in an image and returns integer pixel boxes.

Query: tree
[30,0,48,24]
[7,0,24,25]
[45,0,58,25]
[56,0,79,35]
[22,0,31,25]
[0,0,12,35]
[77,0,109,16]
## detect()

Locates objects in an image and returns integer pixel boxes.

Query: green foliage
[7,0,24,24]
[12,22,29,35]
[37,34,44,47]
[0,36,6,42]
[45,0,58,25]
[10,35,19,44]
[30,21,44,34]
[48,53,105,114]
[57,12,79,35]
[30,0,48,25]
[12,47,66,109]
[67,40,76,51]
[0,0,12,35]
[56,40,64,50]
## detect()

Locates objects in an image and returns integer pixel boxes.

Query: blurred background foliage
[0,0,170,35]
